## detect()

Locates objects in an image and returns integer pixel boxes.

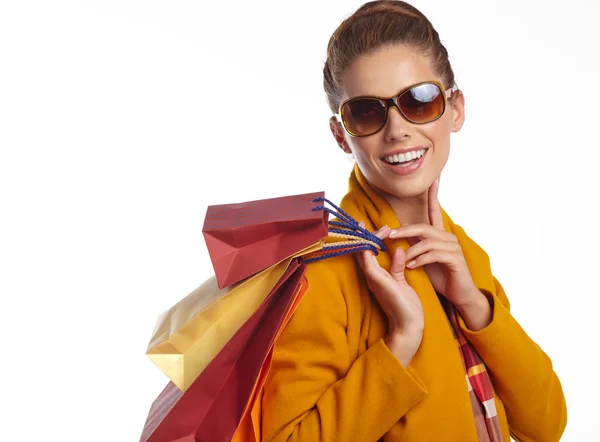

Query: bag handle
[303,197,386,264]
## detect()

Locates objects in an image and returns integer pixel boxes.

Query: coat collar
[338,163,495,299]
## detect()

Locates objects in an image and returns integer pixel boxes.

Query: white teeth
[384,148,426,164]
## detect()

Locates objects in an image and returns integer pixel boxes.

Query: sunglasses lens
[399,83,445,123]
[341,98,387,136]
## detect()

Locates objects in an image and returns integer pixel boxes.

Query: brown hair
[323,0,456,114]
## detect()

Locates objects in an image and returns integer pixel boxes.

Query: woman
[261,1,567,441]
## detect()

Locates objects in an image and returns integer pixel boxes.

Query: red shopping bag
[196,271,308,441]
[202,191,327,289]
[139,258,307,442]
[231,274,308,442]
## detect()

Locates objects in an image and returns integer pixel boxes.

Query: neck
[378,187,430,226]
[350,165,434,227]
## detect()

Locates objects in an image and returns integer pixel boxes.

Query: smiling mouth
[381,148,428,166]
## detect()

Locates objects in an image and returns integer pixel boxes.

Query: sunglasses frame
[336,80,459,137]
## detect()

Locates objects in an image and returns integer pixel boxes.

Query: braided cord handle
[303,197,386,264]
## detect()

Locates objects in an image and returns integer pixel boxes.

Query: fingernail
[390,224,407,236]
[406,260,416,268]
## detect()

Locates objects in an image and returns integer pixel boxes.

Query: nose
[383,104,413,141]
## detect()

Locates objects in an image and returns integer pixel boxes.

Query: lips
[381,147,428,176]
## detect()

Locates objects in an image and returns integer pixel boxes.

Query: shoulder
[298,252,367,320]
[450,221,510,307]
[451,222,492,271]
[305,252,364,295]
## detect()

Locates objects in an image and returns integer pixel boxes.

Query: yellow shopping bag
[146,241,322,391]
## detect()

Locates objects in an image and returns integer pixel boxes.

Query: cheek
[348,139,377,160]
[427,119,452,147]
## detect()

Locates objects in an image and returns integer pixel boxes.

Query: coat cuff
[376,338,428,407]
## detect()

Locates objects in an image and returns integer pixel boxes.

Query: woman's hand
[356,222,424,367]
[388,177,481,310]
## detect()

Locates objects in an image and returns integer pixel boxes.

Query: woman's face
[329,44,465,200]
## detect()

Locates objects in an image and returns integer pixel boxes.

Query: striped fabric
[437,293,504,442]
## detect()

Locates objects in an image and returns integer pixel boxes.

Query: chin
[362,159,438,199]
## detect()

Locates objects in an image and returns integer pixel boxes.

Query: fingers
[359,220,391,241]
[389,247,408,283]
[355,222,384,276]
[399,223,421,247]
[389,223,456,242]
[405,249,464,271]
[374,226,391,240]
[355,245,373,272]
[404,238,461,263]
[357,249,389,284]
[356,219,405,284]
[370,221,392,239]
[428,177,445,230]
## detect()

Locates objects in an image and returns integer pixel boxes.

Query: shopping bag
[230,273,307,442]
[139,259,307,442]
[147,241,321,391]
[195,264,308,441]
[202,191,328,289]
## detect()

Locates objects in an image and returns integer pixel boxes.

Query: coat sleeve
[261,257,428,442]
[457,276,568,442]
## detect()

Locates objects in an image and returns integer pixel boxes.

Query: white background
[0,0,598,440]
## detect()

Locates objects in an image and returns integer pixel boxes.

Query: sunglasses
[336,80,458,137]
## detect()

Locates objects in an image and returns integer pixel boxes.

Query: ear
[449,90,466,133]
[329,116,352,154]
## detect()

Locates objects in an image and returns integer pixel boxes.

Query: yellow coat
[261,165,567,442]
